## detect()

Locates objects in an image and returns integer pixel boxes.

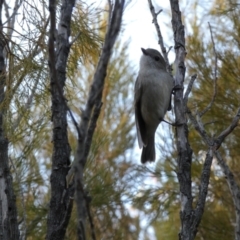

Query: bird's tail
[141,135,155,163]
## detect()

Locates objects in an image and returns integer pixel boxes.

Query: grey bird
[134,48,174,163]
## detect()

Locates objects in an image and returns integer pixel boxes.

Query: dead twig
[200,23,218,117]
[147,0,171,72]
[183,74,197,108]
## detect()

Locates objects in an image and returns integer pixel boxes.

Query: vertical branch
[46,0,75,239]
[214,150,240,240]
[9,157,26,240]
[4,0,24,39]
[170,1,240,238]
[186,96,240,239]
[74,1,125,239]
[169,0,194,239]
[0,0,20,239]
[192,148,213,235]
[147,0,171,72]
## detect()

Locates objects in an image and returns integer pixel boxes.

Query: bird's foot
[161,118,184,127]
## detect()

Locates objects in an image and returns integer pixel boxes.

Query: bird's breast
[139,70,173,128]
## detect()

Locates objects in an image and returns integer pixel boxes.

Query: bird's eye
[154,56,160,61]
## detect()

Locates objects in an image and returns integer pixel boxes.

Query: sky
[120,0,213,66]
[89,0,176,65]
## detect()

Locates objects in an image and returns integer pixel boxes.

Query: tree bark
[0,0,20,239]
[72,1,125,239]
[46,0,75,239]
[169,0,195,239]
[170,1,215,239]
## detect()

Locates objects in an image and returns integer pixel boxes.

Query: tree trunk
[0,0,20,239]
[46,0,75,239]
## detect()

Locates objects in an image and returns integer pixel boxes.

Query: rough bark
[72,1,125,239]
[169,1,216,239]
[168,1,240,238]
[0,0,20,239]
[169,0,194,239]
[46,0,75,239]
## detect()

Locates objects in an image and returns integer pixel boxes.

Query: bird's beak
[141,48,148,55]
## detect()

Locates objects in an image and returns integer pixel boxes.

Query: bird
[134,48,174,163]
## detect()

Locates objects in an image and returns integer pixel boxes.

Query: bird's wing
[134,77,147,148]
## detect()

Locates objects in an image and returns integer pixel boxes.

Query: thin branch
[0,200,2,238]
[208,22,218,79]
[48,0,57,89]
[75,0,125,174]
[107,0,113,24]
[69,32,81,46]
[156,9,163,15]
[167,46,173,55]
[66,102,102,188]
[186,107,213,146]
[85,194,96,240]
[203,120,218,127]
[180,20,239,240]
[169,0,195,239]
[147,0,171,72]
[12,67,41,131]
[48,0,80,138]
[187,105,240,239]
[83,102,102,165]
[46,0,75,239]
[4,0,24,39]
[0,0,19,238]
[193,147,213,233]
[3,1,9,23]
[67,106,81,137]
[57,185,75,237]
[215,107,240,149]
[183,74,197,108]
[74,1,125,239]
[9,157,26,240]
[199,23,218,117]
[214,150,240,240]
[0,17,50,117]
